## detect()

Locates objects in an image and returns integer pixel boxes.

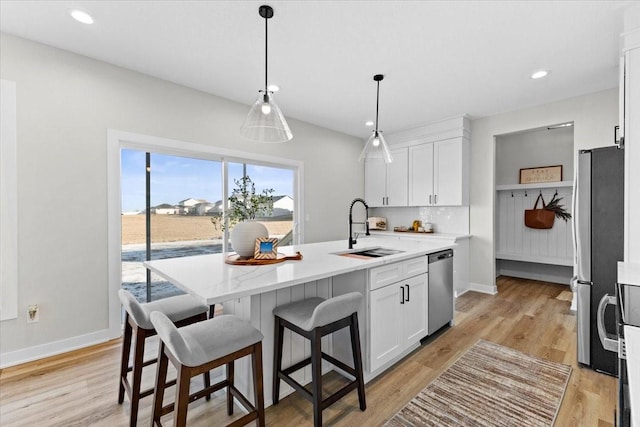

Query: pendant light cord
[264,14,268,92]
[375,79,380,135]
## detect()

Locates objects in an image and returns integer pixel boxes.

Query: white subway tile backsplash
[370,206,469,234]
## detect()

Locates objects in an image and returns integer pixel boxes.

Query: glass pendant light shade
[359,130,393,163]
[241,5,292,143]
[241,91,292,142]
[359,74,393,163]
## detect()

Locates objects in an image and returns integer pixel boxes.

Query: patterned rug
[385,340,572,427]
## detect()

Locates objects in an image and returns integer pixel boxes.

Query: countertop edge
[144,239,457,305]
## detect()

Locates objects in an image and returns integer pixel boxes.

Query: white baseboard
[468,281,498,295]
[0,329,112,368]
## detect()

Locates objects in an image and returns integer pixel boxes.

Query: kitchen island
[144,237,456,406]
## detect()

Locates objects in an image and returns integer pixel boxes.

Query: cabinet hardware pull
[400,286,405,304]
[434,194,437,204]
[405,284,410,302]
[429,195,432,204]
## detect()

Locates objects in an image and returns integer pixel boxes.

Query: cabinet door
[369,283,403,372]
[402,274,428,345]
[408,143,434,206]
[434,138,468,206]
[364,157,387,207]
[386,147,408,206]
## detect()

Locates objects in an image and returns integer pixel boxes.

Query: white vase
[230,221,269,258]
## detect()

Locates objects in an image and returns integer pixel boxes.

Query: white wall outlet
[27,304,39,323]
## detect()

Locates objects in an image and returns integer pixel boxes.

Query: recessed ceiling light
[267,84,279,92]
[69,9,94,24]
[531,70,548,79]
[365,121,374,126]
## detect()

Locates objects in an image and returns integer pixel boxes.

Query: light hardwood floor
[0,276,617,426]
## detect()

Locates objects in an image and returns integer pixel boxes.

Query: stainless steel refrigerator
[573,145,624,376]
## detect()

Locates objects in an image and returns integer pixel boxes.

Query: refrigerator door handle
[597,294,619,353]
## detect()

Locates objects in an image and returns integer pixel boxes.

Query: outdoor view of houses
[120,149,295,301]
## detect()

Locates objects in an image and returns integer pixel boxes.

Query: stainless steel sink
[333,247,405,258]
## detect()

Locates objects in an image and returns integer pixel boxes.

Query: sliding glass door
[121,149,296,303]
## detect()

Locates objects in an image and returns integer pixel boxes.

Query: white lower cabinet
[369,259,428,372]
[402,274,428,345]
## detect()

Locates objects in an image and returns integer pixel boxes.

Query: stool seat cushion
[150,312,264,367]
[272,292,362,331]
[119,289,208,330]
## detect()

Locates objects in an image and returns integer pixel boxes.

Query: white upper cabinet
[408,137,469,206]
[365,147,408,207]
[364,116,470,208]
[408,143,434,206]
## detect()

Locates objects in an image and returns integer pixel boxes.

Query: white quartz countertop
[144,237,455,305]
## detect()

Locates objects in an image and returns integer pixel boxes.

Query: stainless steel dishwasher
[428,249,454,335]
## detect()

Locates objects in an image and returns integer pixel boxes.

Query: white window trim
[106,129,304,337]
[1,79,18,321]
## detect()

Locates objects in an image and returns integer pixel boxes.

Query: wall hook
[554,190,558,197]
[511,191,514,197]
[525,190,528,197]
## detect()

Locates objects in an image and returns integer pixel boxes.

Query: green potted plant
[212,176,274,257]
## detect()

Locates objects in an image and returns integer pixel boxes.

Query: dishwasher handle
[429,249,453,263]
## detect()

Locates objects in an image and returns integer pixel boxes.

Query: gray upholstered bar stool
[149,312,265,427]
[117,289,209,427]
[272,292,366,427]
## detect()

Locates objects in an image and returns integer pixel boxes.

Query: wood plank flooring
[0,276,617,426]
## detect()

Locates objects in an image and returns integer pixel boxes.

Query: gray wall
[495,126,574,186]
[470,88,618,290]
[0,34,363,357]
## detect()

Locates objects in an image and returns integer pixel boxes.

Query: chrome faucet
[348,198,370,249]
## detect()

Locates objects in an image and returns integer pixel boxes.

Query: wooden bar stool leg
[272,316,284,405]
[208,303,216,319]
[118,315,133,404]
[350,313,366,411]
[252,343,265,427]
[173,365,191,427]
[227,360,235,416]
[311,329,323,427]
[129,326,146,427]
[151,342,169,427]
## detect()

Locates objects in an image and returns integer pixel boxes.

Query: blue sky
[121,149,294,212]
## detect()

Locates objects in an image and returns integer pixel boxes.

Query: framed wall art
[519,165,563,184]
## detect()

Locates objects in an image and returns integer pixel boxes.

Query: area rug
[385,340,572,427]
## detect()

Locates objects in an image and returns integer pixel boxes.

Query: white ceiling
[0,1,631,139]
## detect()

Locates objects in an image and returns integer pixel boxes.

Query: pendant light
[240,5,293,143]
[359,74,393,163]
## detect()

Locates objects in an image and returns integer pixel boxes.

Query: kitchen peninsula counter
[144,237,456,406]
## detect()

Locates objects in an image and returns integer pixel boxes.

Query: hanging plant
[545,194,572,221]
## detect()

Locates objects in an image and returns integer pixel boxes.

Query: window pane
[120,149,148,302]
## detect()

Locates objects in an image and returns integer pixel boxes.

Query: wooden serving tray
[225,252,303,265]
